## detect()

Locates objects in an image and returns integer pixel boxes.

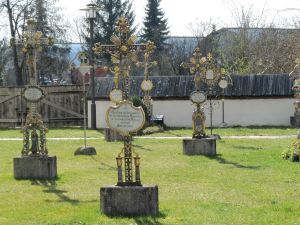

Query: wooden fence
[0,85,86,128]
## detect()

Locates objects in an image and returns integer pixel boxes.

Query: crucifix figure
[94,17,148,186]
[11,19,53,156]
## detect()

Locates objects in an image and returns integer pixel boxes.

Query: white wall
[88,98,295,128]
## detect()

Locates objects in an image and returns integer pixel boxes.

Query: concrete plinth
[104,128,123,142]
[13,156,57,179]
[290,116,300,128]
[74,146,96,155]
[100,185,159,216]
[183,138,216,156]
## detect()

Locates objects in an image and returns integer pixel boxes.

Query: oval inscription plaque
[106,101,145,135]
[218,79,228,89]
[109,89,123,103]
[23,86,44,102]
[190,91,206,104]
[141,80,153,91]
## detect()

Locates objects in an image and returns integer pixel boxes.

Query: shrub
[142,125,164,135]
[130,96,149,122]
[282,140,300,162]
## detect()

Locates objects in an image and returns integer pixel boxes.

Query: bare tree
[0,39,8,83]
[166,37,198,75]
[0,0,70,85]
[202,1,300,75]
[0,0,34,85]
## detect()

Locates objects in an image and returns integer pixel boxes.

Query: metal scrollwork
[182,47,232,137]
[94,17,148,186]
[11,19,51,157]
[290,58,300,117]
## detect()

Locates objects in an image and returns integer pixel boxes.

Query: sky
[56,0,300,40]
[0,0,299,40]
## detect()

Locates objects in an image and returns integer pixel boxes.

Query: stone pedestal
[13,156,57,179]
[104,128,123,142]
[183,138,216,156]
[100,185,159,216]
[290,116,300,128]
[74,146,96,155]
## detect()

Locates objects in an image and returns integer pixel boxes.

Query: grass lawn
[0,128,103,138]
[148,126,298,137]
[0,126,297,139]
[0,128,299,224]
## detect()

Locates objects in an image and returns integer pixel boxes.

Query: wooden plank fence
[0,85,86,128]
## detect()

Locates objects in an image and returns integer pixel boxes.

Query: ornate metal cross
[11,19,54,86]
[181,48,230,138]
[290,58,300,119]
[181,48,206,91]
[94,17,148,186]
[11,19,53,156]
[136,41,157,122]
[93,17,146,100]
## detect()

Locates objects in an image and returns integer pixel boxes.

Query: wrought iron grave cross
[11,19,53,156]
[182,47,231,137]
[136,41,156,122]
[94,17,148,186]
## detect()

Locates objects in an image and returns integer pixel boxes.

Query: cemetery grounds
[0,127,299,225]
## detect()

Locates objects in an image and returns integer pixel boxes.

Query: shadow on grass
[96,129,104,135]
[98,161,116,171]
[107,212,166,225]
[233,145,263,150]
[89,156,117,171]
[205,154,260,169]
[132,144,153,151]
[161,130,182,137]
[134,212,166,225]
[230,125,293,130]
[30,179,80,205]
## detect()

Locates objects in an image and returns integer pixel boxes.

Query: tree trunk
[7,0,23,86]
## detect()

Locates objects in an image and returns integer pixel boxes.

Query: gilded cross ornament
[290,58,300,117]
[94,17,148,186]
[181,47,232,138]
[93,17,146,99]
[136,41,157,122]
[11,19,53,156]
[11,19,54,85]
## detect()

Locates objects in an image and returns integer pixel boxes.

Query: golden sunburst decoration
[93,43,102,54]
[127,36,137,46]
[207,53,213,61]
[115,16,130,33]
[111,35,121,46]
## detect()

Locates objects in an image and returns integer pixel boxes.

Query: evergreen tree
[35,0,70,84]
[93,0,136,44]
[142,0,169,51]
[142,0,169,75]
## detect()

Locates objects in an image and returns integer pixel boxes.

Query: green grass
[148,126,298,137]
[0,126,297,139]
[0,129,299,224]
[0,127,103,138]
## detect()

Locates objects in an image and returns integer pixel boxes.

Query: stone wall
[89,98,294,128]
